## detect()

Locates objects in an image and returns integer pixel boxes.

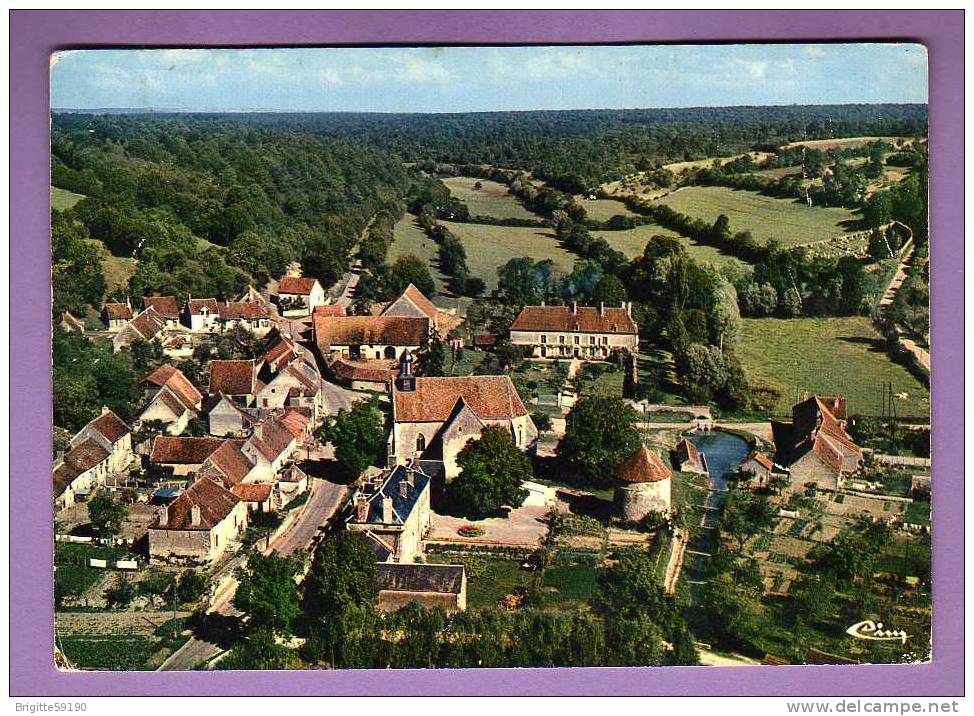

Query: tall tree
[316,399,387,477]
[233,552,302,636]
[447,426,532,517]
[557,396,642,486]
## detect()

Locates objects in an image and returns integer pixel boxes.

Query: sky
[50,43,928,113]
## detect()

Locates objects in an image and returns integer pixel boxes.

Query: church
[387,351,538,482]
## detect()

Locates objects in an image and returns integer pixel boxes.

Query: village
[53,264,931,670]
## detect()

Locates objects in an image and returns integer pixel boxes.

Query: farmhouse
[277,276,326,316]
[255,356,322,419]
[314,314,429,362]
[614,446,672,522]
[240,415,298,480]
[510,302,638,359]
[54,440,110,509]
[375,562,467,613]
[112,307,166,352]
[139,365,204,435]
[141,296,182,330]
[185,298,222,333]
[346,465,432,563]
[208,359,263,406]
[199,439,256,489]
[388,352,536,481]
[772,396,863,491]
[101,301,132,331]
[218,301,273,336]
[148,476,248,563]
[149,436,227,476]
[380,283,439,327]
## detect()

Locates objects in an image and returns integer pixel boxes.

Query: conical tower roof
[616,446,671,484]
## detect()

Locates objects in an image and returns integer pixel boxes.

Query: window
[589,336,596,345]
[540,334,547,344]
[574,336,580,344]
[559,335,565,344]
[416,434,426,453]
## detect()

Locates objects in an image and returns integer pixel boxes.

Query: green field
[83,240,138,294]
[590,224,744,267]
[652,186,861,247]
[440,221,577,291]
[442,176,538,221]
[737,317,930,418]
[575,196,639,222]
[389,215,450,293]
[51,185,85,211]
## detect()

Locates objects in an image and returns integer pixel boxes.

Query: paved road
[158,478,347,671]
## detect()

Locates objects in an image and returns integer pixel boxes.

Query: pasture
[442,176,538,221]
[439,221,577,291]
[662,151,772,174]
[590,224,743,267]
[736,316,929,419]
[52,185,85,211]
[389,215,450,293]
[652,185,861,247]
[782,136,913,151]
[83,239,137,294]
[575,195,639,222]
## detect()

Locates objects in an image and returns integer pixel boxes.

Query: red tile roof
[219,301,270,320]
[473,333,497,348]
[142,295,180,319]
[128,307,165,339]
[617,446,671,484]
[311,304,347,317]
[264,336,298,368]
[156,476,240,531]
[393,376,527,423]
[381,283,439,322]
[63,438,111,475]
[150,436,225,465]
[143,365,202,410]
[314,315,429,352]
[203,441,254,486]
[779,396,863,475]
[102,302,132,321]
[327,356,397,384]
[278,276,321,295]
[279,409,311,440]
[511,305,637,334]
[232,482,274,503]
[89,410,130,444]
[748,452,774,470]
[675,438,700,466]
[188,298,220,316]
[208,359,258,396]
[247,416,295,462]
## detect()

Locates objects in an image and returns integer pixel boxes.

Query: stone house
[54,439,111,509]
[674,438,707,474]
[101,301,132,331]
[70,408,133,474]
[380,283,440,330]
[314,314,429,363]
[277,276,326,317]
[149,436,227,476]
[231,482,275,513]
[139,365,203,435]
[208,359,263,406]
[198,439,257,490]
[772,396,863,491]
[614,446,672,521]
[112,307,166,352]
[510,302,638,360]
[141,296,182,331]
[388,354,537,481]
[148,476,248,563]
[346,465,432,563]
[375,562,467,613]
[255,357,321,420]
[240,415,297,480]
[206,392,259,437]
[218,301,273,336]
[185,298,222,333]
[740,451,776,487]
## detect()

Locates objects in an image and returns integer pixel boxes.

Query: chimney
[572,301,577,315]
[598,301,604,317]
[625,302,632,317]
[158,507,168,527]
[190,504,201,527]
[382,496,394,524]
[398,480,409,499]
[540,299,545,307]
[355,494,369,522]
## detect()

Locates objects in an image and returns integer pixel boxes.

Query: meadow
[442,176,539,220]
[83,239,138,295]
[589,224,744,267]
[389,215,450,294]
[52,185,85,211]
[652,185,861,247]
[439,221,577,291]
[575,195,639,222]
[736,316,930,418]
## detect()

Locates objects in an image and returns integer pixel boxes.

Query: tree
[317,399,387,477]
[530,411,553,433]
[104,575,136,609]
[176,570,209,605]
[447,426,532,517]
[302,533,378,667]
[87,491,126,539]
[233,552,301,635]
[557,396,642,486]
[386,254,437,299]
[416,330,446,377]
[720,490,775,550]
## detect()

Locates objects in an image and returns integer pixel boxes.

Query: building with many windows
[509,302,638,360]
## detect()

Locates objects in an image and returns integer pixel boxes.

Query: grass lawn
[442,176,538,221]
[590,224,744,267]
[54,564,104,598]
[439,221,577,292]
[389,215,450,294]
[652,185,861,247]
[903,500,931,527]
[427,553,533,609]
[575,196,639,222]
[541,564,597,605]
[51,185,85,211]
[736,317,930,419]
[447,347,488,376]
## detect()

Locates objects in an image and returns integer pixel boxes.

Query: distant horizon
[51,44,928,114]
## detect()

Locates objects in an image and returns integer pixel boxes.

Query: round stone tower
[614,446,672,521]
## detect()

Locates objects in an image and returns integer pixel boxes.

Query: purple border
[10,10,963,696]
